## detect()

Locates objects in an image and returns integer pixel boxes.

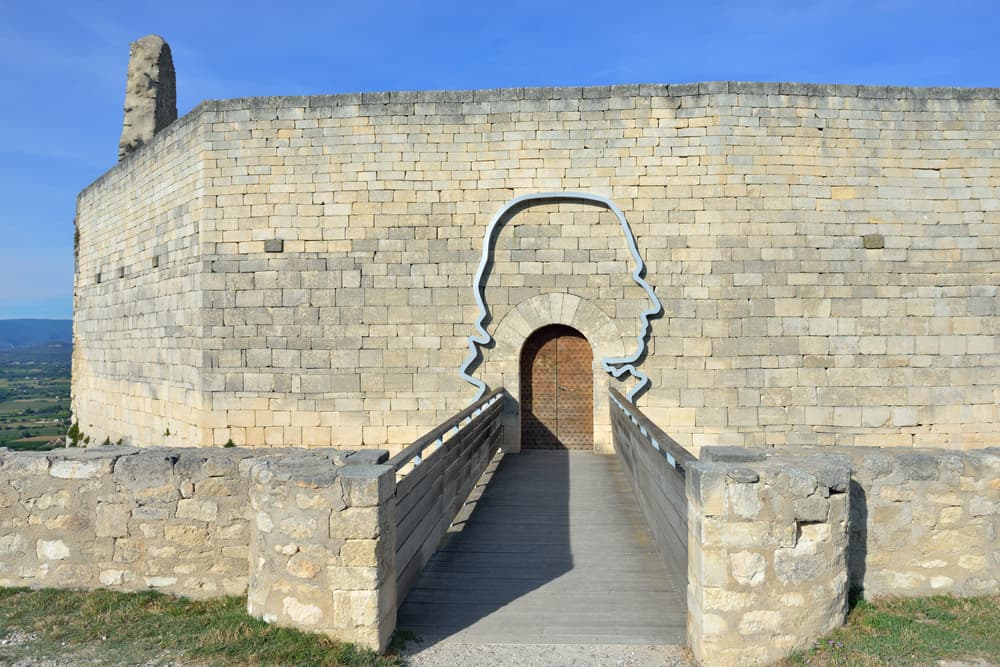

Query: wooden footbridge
[388,388,692,648]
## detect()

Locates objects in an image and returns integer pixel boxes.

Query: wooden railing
[609,387,695,585]
[389,388,505,602]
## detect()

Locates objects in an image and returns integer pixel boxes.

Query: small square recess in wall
[264,239,284,253]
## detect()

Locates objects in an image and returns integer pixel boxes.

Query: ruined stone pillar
[118,35,177,160]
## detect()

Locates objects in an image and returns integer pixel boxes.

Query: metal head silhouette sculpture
[460,192,662,403]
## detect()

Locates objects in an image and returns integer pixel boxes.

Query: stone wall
[0,447,250,596]
[247,452,397,650]
[702,444,1000,598]
[75,83,1000,450]
[690,444,1000,666]
[0,446,397,651]
[686,453,851,666]
[74,106,208,448]
[844,446,999,597]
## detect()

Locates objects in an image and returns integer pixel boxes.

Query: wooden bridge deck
[396,450,686,645]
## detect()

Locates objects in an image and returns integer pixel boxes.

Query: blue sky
[1,0,999,319]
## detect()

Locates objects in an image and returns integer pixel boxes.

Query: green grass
[780,594,1000,666]
[0,587,404,666]
[2,437,64,451]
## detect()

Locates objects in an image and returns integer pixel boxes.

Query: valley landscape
[0,320,72,451]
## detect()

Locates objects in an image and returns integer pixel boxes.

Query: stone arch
[481,293,627,453]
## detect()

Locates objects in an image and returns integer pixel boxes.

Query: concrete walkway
[396,450,686,647]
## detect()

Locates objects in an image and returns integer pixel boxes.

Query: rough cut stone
[282,596,323,625]
[176,498,219,523]
[49,460,101,479]
[36,539,71,561]
[118,34,177,160]
[730,551,766,586]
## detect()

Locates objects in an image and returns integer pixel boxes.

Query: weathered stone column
[246,451,397,651]
[687,452,851,666]
[118,34,177,160]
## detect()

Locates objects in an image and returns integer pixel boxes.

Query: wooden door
[520,325,593,449]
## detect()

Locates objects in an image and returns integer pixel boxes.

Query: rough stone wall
[0,446,397,650]
[247,454,397,651]
[844,446,999,597]
[703,445,1000,598]
[686,454,851,666]
[702,447,1000,597]
[75,83,1000,450]
[0,447,251,596]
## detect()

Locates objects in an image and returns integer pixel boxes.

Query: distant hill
[0,319,72,350]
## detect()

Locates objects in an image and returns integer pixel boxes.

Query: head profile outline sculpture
[460,192,663,403]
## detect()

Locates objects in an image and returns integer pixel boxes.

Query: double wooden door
[519,325,594,449]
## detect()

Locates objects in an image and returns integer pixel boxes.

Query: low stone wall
[690,444,1000,666]
[843,446,999,597]
[0,446,397,651]
[0,447,253,596]
[247,451,397,650]
[686,454,851,666]
[3,441,996,661]
[703,445,1000,598]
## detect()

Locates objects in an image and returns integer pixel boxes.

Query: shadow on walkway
[396,450,686,646]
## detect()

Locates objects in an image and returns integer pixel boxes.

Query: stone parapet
[850,446,999,597]
[703,445,1000,599]
[247,453,397,651]
[0,445,398,651]
[0,446,254,596]
[686,454,851,666]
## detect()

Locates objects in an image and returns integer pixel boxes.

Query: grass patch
[0,587,403,666]
[780,594,1000,666]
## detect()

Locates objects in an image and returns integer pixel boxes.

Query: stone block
[37,539,71,561]
[730,551,766,586]
[49,460,102,480]
[331,508,380,540]
[726,481,762,519]
[177,499,219,523]
[688,463,726,516]
[793,495,830,522]
[96,503,131,538]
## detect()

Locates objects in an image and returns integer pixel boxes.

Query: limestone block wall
[74,109,209,447]
[686,454,851,666]
[74,83,1000,451]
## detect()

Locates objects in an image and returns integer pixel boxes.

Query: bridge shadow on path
[396,450,686,646]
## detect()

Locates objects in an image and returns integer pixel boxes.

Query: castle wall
[74,110,209,447]
[74,83,1000,451]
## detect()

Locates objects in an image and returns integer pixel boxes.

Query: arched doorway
[520,325,594,449]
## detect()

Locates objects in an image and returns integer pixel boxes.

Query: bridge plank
[396,450,686,646]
